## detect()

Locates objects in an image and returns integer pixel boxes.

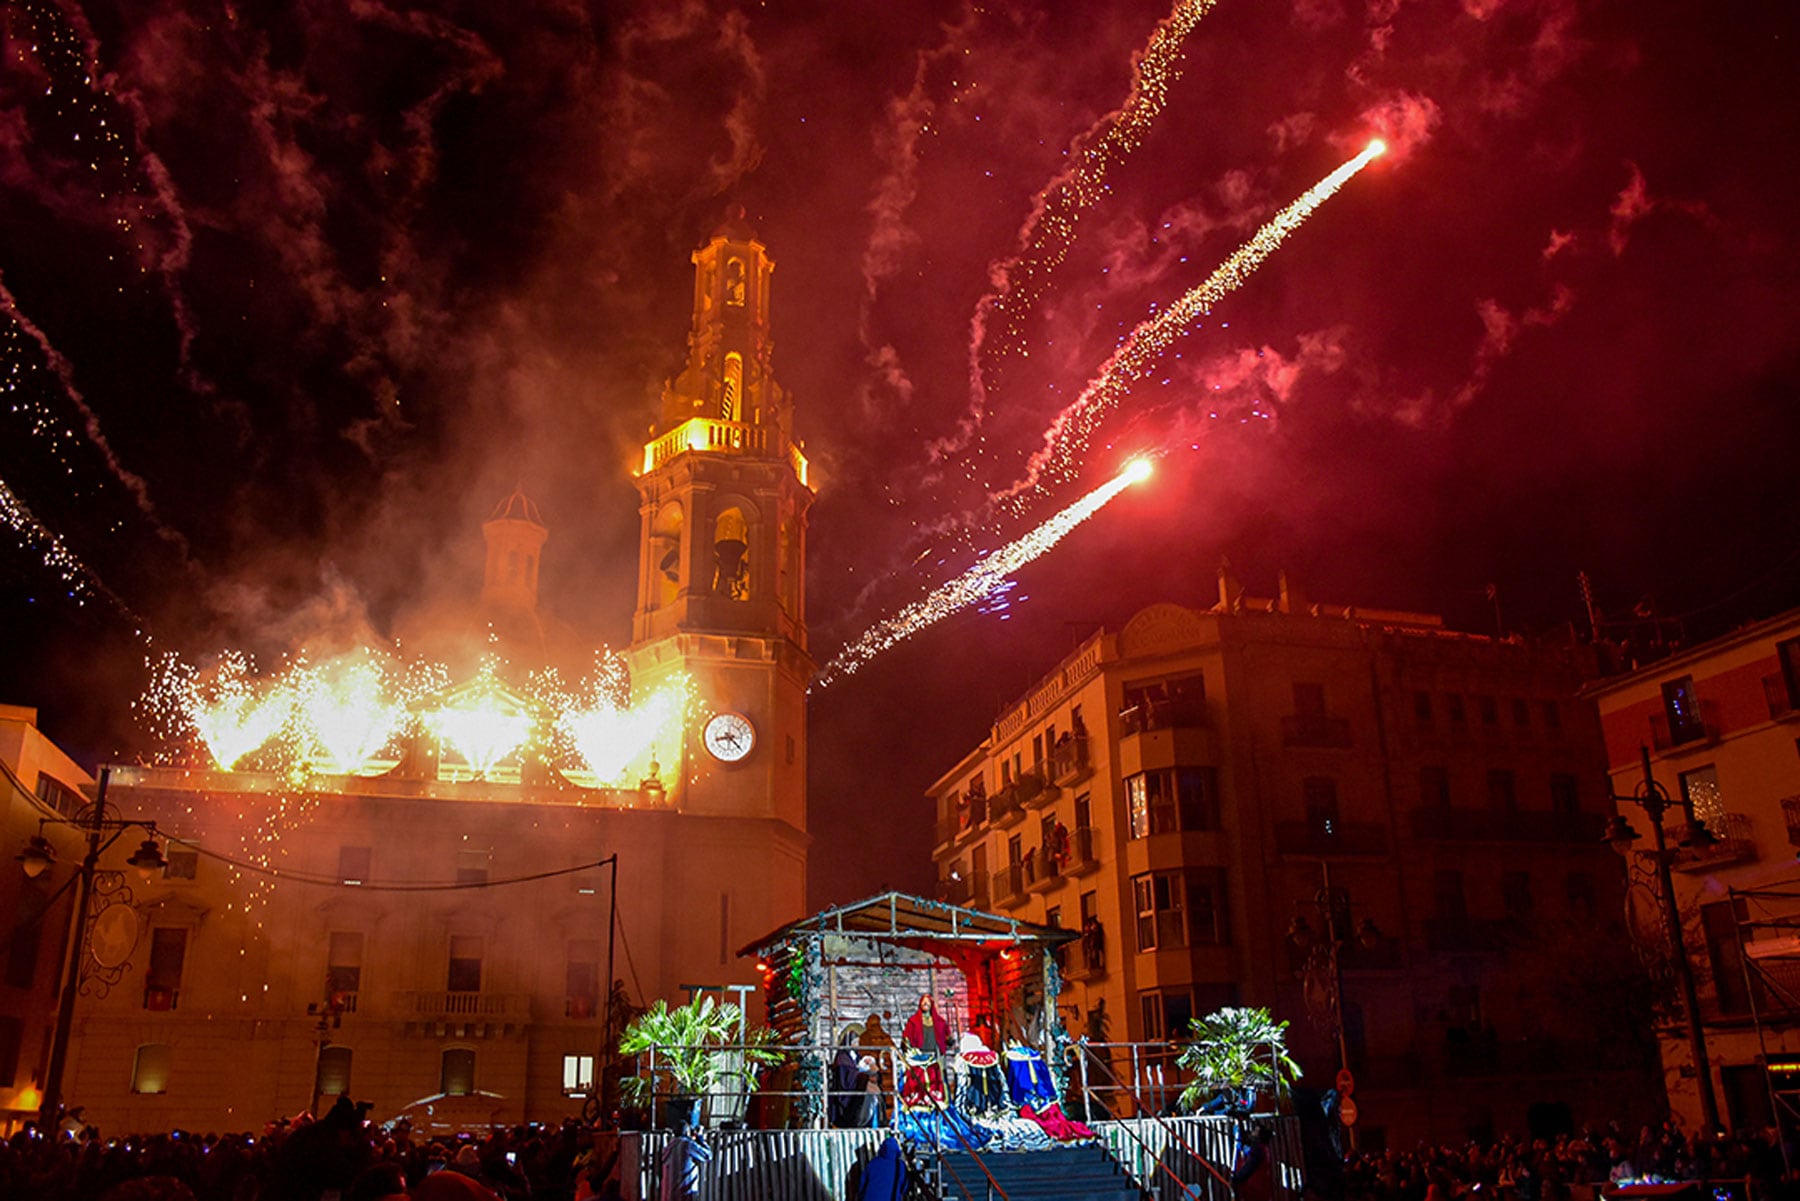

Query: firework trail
[815,459,1154,689]
[0,278,189,552]
[20,0,210,399]
[0,474,147,636]
[998,140,1386,510]
[934,0,1223,464]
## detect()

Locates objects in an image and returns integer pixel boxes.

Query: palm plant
[617,995,783,1112]
[1175,1006,1302,1113]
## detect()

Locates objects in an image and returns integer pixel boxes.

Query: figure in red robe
[899,995,952,1108]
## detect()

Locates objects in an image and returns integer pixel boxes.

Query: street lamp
[1606,745,1722,1134]
[1290,861,1382,1149]
[18,768,167,1132]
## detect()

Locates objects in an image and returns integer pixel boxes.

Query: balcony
[640,416,809,486]
[1120,698,1209,736]
[1273,819,1388,858]
[1649,700,1720,751]
[940,872,977,907]
[934,813,959,848]
[1424,916,1521,954]
[400,991,531,1020]
[1408,807,1607,844]
[1281,714,1353,749]
[1069,826,1101,875]
[993,863,1028,910]
[1062,939,1107,982]
[1765,673,1799,722]
[143,986,179,1012]
[1671,811,1757,872]
[1027,848,1062,894]
[990,786,1028,828]
[1016,771,1058,810]
[1045,737,1093,786]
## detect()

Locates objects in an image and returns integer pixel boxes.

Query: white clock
[703,712,756,763]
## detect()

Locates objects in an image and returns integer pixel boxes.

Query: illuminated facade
[1586,607,1800,1133]
[0,217,812,1134]
[928,571,1654,1144]
[0,706,94,1129]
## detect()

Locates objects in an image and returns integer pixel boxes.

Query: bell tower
[627,208,812,848]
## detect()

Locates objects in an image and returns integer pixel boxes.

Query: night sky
[2,0,1797,907]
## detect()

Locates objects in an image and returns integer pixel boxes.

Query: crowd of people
[1338,1122,1796,1201]
[10,1100,1800,1201]
[0,1099,623,1201]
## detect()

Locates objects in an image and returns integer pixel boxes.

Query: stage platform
[620,1113,1303,1200]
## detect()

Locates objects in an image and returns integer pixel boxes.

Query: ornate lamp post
[1289,861,1381,1148]
[1603,746,1722,1134]
[15,768,167,1133]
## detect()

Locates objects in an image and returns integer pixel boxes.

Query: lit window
[1679,765,1723,823]
[441,1048,476,1097]
[132,1044,172,1094]
[563,1054,595,1097]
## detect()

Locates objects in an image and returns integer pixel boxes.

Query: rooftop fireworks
[139,646,692,792]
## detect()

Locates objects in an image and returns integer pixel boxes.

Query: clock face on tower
[703,712,756,763]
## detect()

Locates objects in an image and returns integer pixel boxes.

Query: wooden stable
[740,892,1079,1124]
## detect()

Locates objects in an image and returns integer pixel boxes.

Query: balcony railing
[990,786,1028,827]
[1671,811,1756,872]
[1045,736,1092,786]
[1409,807,1606,844]
[1069,826,1101,875]
[1280,714,1353,749]
[1273,819,1388,858]
[402,991,530,1019]
[934,813,959,848]
[993,863,1028,909]
[940,872,977,907]
[1062,938,1107,981]
[1027,847,1062,894]
[1118,698,1208,736]
[143,985,179,1012]
[1649,700,1720,751]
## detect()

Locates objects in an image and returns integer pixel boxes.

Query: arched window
[651,503,683,610]
[506,550,519,584]
[725,257,746,306]
[441,1048,476,1097]
[713,507,750,600]
[721,352,744,422]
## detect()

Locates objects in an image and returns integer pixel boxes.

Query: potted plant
[618,995,783,1128]
[1175,1006,1302,1115]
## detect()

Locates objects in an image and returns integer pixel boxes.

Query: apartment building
[929,571,1655,1143]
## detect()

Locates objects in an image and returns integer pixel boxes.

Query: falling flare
[816,458,1155,688]
[1001,142,1388,510]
